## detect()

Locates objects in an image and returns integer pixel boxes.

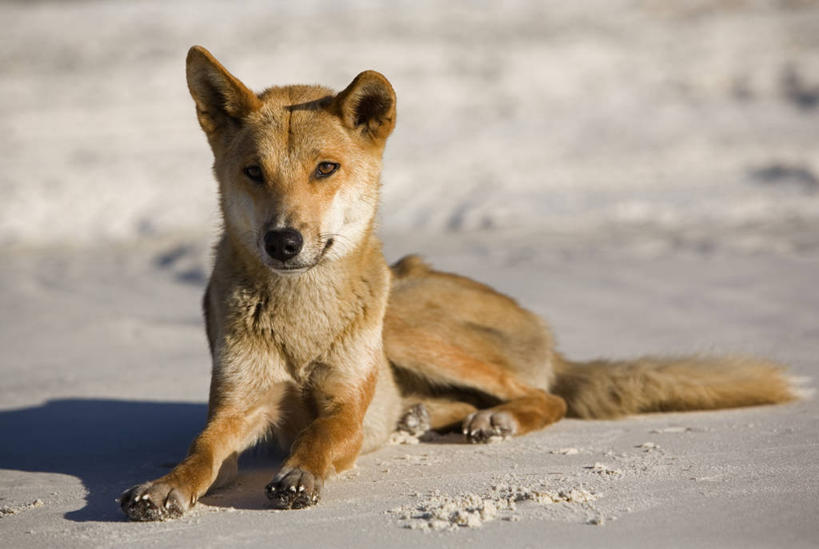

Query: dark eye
[243,165,264,183]
[315,162,339,179]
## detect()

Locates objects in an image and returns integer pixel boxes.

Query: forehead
[245,84,352,160]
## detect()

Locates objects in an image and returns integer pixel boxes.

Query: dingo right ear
[186,46,261,139]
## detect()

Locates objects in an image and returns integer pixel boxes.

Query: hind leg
[398,398,479,435]
[462,391,566,443]
[388,318,567,443]
[398,384,566,444]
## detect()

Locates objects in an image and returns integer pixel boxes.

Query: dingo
[120,46,797,520]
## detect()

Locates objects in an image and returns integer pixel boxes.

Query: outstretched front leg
[266,347,379,509]
[120,383,283,521]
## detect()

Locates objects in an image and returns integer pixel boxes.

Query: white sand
[1,233,818,548]
[1,1,819,548]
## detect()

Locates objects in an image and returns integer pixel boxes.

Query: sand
[1,231,818,548]
[1,1,819,547]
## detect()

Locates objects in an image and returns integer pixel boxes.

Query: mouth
[266,238,334,276]
[270,265,313,276]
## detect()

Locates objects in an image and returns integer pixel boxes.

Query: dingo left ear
[186,46,261,139]
[335,71,396,143]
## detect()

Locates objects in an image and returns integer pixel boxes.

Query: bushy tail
[551,355,803,419]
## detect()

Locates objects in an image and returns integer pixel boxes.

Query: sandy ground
[2,0,819,547]
[0,229,818,548]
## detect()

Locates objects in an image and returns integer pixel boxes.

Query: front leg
[266,363,377,509]
[120,387,281,521]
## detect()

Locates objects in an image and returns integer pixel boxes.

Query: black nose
[264,228,304,262]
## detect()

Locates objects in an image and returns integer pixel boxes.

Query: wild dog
[120,46,798,521]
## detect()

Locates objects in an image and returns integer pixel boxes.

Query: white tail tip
[788,376,815,400]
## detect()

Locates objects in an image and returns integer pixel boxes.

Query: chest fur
[219,266,387,384]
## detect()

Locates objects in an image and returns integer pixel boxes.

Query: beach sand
[1,230,817,547]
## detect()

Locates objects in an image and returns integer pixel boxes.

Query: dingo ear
[335,71,396,143]
[186,46,261,138]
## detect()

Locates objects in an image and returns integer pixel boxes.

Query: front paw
[119,480,191,521]
[265,468,323,509]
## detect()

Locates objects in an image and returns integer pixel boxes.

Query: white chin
[270,265,311,276]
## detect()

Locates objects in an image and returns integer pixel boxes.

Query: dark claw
[462,410,516,444]
[119,482,187,521]
[265,468,322,510]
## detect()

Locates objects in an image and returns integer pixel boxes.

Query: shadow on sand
[0,399,463,522]
[0,399,212,523]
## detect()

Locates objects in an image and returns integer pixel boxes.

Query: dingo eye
[243,165,264,183]
[315,162,339,179]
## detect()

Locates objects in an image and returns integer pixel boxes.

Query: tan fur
[551,355,795,419]
[120,47,798,521]
[386,257,796,433]
[121,46,401,520]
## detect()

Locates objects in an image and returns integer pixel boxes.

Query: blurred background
[1,0,818,251]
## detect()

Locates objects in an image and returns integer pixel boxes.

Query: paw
[265,468,323,509]
[119,481,191,521]
[396,403,430,436]
[462,410,517,443]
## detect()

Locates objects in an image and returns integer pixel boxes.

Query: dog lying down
[120,46,799,521]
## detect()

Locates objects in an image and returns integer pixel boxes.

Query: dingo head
[186,46,396,275]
